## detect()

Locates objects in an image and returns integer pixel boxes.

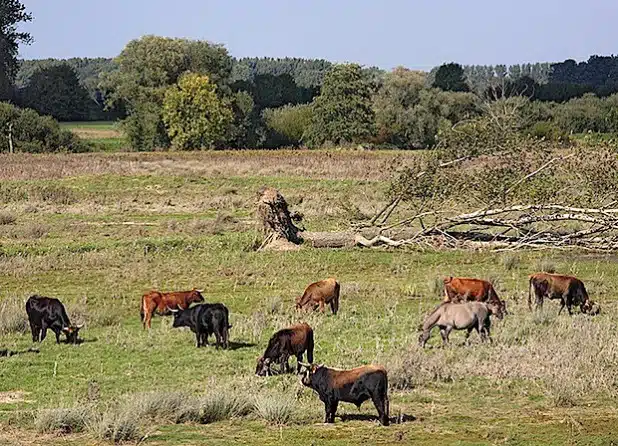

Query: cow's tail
[383,372,390,425]
[528,276,534,312]
[306,328,314,364]
[140,295,145,322]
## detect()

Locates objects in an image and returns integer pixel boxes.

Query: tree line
[3,0,618,153]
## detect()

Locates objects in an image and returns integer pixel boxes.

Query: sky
[18,0,618,70]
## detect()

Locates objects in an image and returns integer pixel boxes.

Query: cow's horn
[298,361,311,368]
[167,306,179,313]
[177,304,184,310]
[76,323,84,329]
[196,289,204,293]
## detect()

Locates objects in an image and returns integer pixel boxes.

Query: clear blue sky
[18,0,618,70]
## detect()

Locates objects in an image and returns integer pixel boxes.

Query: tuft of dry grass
[35,407,94,434]
[253,393,296,425]
[0,211,16,225]
[0,296,28,335]
[535,258,557,274]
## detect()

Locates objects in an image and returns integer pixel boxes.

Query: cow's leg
[319,300,325,313]
[324,399,338,423]
[280,353,290,373]
[214,330,222,350]
[558,298,566,315]
[296,353,304,374]
[371,393,389,426]
[464,327,474,345]
[55,329,61,344]
[29,321,39,343]
[39,323,48,342]
[195,330,202,348]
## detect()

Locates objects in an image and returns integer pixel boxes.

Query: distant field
[61,121,126,152]
[1,151,617,445]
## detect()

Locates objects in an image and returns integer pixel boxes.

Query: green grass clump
[35,407,93,434]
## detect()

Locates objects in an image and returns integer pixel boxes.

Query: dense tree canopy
[433,63,468,92]
[19,63,93,121]
[305,63,375,146]
[0,0,32,100]
[163,73,233,150]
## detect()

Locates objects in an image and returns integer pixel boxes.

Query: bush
[35,407,93,434]
[253,393,295,425]
[262,104,312,147]
[0,211,16,225]
[0,296,28,335]
[0,102,90,153]
[91,410,142,443]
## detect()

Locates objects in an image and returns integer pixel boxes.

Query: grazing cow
[295,278,340,315]
[419,301,503,348]
[25,295,83,344]
[300,363,389,426]
[443,277,507,315]
[528,273,598,315]
[170,303,231,349]
[256,323,314,376]
[140,288,204,329]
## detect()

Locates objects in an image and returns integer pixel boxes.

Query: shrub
[253,393,295,425]
[181,392,252,424]
[35,407,93,434]
[262,104,312,147]
[0,102,90,153]
[91,410,142,443]
[0,296,28,335]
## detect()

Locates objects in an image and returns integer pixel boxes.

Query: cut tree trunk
[256,187,303,249]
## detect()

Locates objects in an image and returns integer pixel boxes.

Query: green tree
[20,63,92,121]
[102,35,233,151]
[433,63,469,92]
[305,63,374,146]
[262,103,312,147]
[373,67,478,148]
[162,73,233,150]
[0,0,32,100]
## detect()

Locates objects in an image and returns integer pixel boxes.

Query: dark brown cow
[295,278,340,315]
[256,322,314,376]
[528,273,598,315]
[140,288,204,329]
[443,277,507,314]
[300,363,389,425]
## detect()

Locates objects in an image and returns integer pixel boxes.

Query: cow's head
[169,305,189,328]
[299,362,323,388]
[190,289,205,304]
[486,302,504,320]
[255,356,272,376]
[582,300,600,315]
[62,324,84,344]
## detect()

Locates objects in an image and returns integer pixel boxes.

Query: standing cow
[295,278,340,315]
[256,323,314,376]
[140,288,204,329]
[170,303,231,349]
[443,277,507,315]
[528,272,597,315]
[25,295,83,344]
[300,363,389,426]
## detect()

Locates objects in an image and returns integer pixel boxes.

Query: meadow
[1,150,618,445]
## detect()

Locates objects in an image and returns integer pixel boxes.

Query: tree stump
[256,187,303,249]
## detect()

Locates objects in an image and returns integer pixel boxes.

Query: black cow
[25,295,83,344]
[170,303,231,349]
[255,323,314,376]
[301,363,389,426]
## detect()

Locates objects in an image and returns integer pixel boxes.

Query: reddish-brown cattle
[295,278,340,315]
[140,288,204,329]
[256,322,314,376]
[528,272,598,315]
[443,277,507,314]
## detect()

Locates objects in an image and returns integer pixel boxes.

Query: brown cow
[443,277,507,315]
[140,288,204,329]
[295,278,340,315]
[256,322,314,376]
[528,273,598,315]
[300,363,389,425]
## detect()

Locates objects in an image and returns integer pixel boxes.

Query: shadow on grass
[340,413,416,424]
[0,347,40,357]
[226,341,256,351]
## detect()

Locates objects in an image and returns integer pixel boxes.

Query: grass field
[61,122,126,152]
[1,151,618,445]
